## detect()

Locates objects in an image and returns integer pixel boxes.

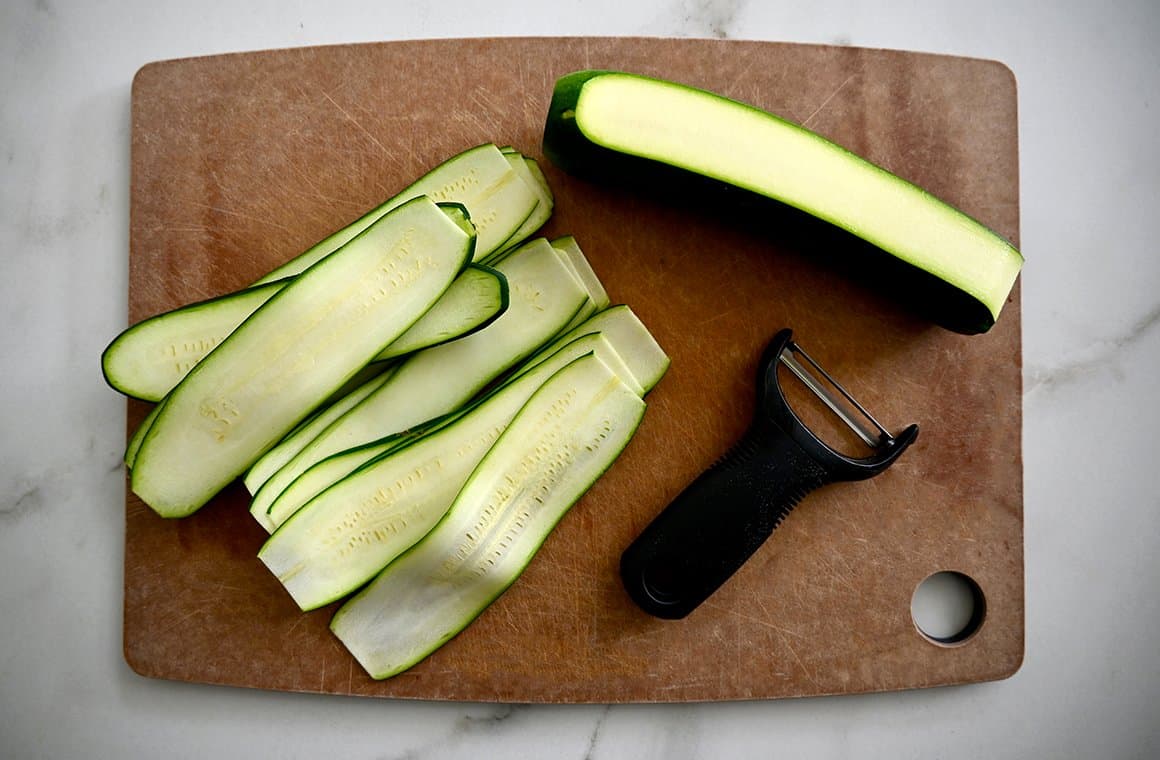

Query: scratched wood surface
[124,38,1023,702]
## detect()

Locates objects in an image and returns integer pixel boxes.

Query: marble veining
[367,704,616,760]
[18,180,113,246]
[679,0,744,39]
[583,704,612,760]
[1024,302,1160,396]
[0,482,44,522]
[641,0,744,39]
[441,703,522,738]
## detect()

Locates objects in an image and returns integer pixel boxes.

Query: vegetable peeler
[620,329,919,619]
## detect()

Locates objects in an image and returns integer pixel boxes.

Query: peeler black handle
[620,329,918,620]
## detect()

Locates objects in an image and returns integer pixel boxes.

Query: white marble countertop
[2,1,1157,757]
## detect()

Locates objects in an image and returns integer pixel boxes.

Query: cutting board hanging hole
[911,571,986,645]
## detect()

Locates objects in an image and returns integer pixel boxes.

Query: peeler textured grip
[620,329,919,619]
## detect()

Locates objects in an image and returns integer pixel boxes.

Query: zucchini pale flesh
[131,198,475,518]
[330,353,646,679]
[260,422,443,533]
[492,154,554,255]
[542,71,1024,334]
[241,367,396,495]
[551,235,610,313]
[531,304,669,393]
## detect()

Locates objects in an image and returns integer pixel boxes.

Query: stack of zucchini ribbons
[103,143,669,680]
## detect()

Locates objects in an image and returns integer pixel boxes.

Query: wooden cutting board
[124,38,1023,702]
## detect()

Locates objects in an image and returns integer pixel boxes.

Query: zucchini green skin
[542,71,1023,334]
[329,353,646,679]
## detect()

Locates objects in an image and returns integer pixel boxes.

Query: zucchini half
[542,71,1024,334]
